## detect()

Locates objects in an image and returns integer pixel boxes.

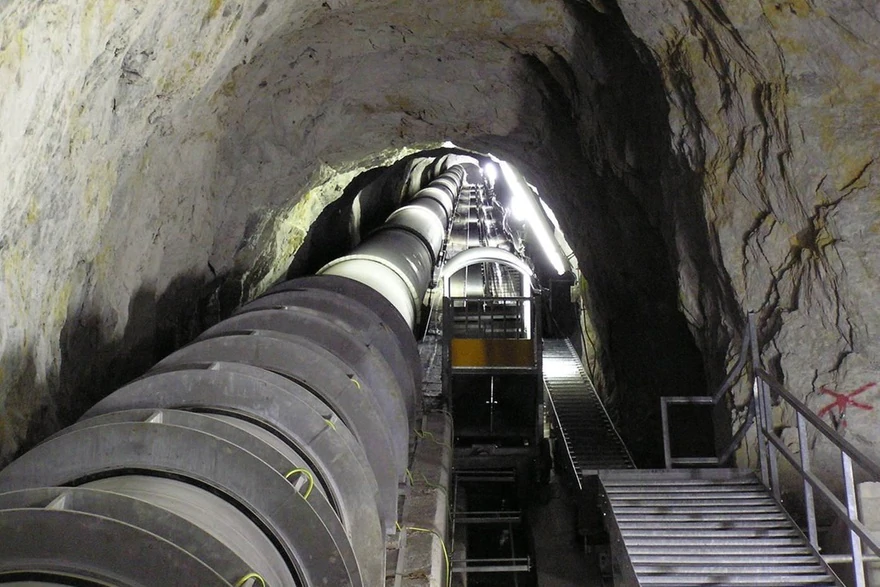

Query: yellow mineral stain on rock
[82,161,117,221]
[2,245,30,315]
[161,50,209,94]
[481,0,508,21]
[101,0,117,29]
[68,105,94,157]
[207,0,223,21]
[25,199,39,225]
[835,156,874,193]
[92,243,114,287]
[81,0,100,53]
[761,0,811,25]
[48,282,73,327]
[0,29,26,70]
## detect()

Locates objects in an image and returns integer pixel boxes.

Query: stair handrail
[752,361,880,587]
[660,325,753,468]
[663,313,880,587]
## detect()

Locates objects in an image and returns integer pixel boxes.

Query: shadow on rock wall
[495,3,739,466]
[4,267,255,466]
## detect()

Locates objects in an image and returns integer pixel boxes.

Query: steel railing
[446,296,534,339]
[661,313,880,586]
[660,325,753,469]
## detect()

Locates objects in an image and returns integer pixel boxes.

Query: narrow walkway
[543,339,634,478]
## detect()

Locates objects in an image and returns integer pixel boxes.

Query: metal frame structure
[661,313,880,586]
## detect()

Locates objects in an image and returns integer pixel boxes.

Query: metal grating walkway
[543,338,634,479]
[600,469,842,586]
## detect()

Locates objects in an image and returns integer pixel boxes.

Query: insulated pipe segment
[427,175,460,198]
[320,258,417,327]
[351,229,435,296]
[380,204,446,264]
[322,161,467,328]
[0,421,358,585]
[318,229,435,328]
[58,409,357,585]
[405,195,449,232]
[0,483,279,585]
[153,331,397,533]
[0,508,232,586]
[200,307,412,468]
[0,156,458,587]
[82,361,385,583]
[410,186,454,225]
[249,276,421,399]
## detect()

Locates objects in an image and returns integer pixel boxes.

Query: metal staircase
[600,469,842,586]
[543,338,634,478]
[542,317,880,587]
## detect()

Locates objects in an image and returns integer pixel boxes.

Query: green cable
[285,468,315,499]
[234,572,266,587]
[415,428,452,450]
[396,522,451,587]
[418,471,448,496]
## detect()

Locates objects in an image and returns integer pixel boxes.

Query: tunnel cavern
[1,1,880,586]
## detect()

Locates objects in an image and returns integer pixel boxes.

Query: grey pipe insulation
[0,159,467,587]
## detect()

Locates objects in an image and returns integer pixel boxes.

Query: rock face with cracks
[1,0,879,494]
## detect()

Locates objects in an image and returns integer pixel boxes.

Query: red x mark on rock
[817,382,875,427]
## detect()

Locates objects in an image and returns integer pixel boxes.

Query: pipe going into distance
[0,158,467,586]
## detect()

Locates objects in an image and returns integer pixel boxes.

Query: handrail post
[844,452,867,587]
[661,398,673,469]
[748,313,771,489]
[797,411,819,549]
[764,374,781,502]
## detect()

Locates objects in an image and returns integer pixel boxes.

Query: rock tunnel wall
[1,0,879,477]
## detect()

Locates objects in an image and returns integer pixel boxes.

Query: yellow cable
[234,572,266,587]
[398,524,451,587]
[418,471,448,496]
[350,377,361,389]
[415,428,452,450]
[285,468,315,499]
[323,418,337,431]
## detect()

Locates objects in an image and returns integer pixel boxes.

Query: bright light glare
[498,160,567,275]
[441,140,457,148]
[482,162,498,187]
[509,193,527,221]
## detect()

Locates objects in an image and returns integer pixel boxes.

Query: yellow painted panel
[450,338,535,368]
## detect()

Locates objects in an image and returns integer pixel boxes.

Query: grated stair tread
[600,469,841,587]
[542,338,634,474]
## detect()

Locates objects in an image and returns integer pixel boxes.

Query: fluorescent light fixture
[498,160,567,275]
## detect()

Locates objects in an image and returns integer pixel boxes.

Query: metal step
[542,338,634,480]
[600,469,843,587]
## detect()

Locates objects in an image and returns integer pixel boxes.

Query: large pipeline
[0,160,467,586]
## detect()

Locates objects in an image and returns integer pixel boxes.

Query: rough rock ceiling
[1,0,878,473]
